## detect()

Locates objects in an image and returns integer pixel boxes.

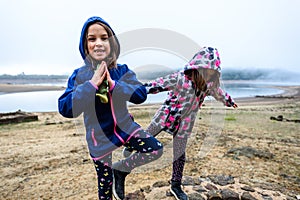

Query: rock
[207,190,222,200]
[241,192,258,200]
[192,185,207,193]
[140,175,290,200]
[270,115,300,123]
[189,192,206,200]
[152,188,171,199]
[287,197,296,200]
[152,180,169,188]
[280,173,300,185]
[0,110,38,124]
[125,190,145,200]
[182,176,195,186]
[140,185,151,193]
[241,186,256,192]
[220,189,239,200]
[227,146,274,159]
[262,195,273,200]
[205,183,219,190]
[198,176,212,183]
[208,175,235,186]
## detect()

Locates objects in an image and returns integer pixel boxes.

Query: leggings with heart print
[144,122,188,183]
[92,129,163,200]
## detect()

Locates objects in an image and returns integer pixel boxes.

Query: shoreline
[0,83,65,94]
[235,85,300,106]
[0,83,299,107]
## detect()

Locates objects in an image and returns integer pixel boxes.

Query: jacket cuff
[109,80,116,92]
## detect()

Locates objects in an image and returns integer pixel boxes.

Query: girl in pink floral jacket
[125,47,237,200]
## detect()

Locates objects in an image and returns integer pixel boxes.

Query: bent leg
[122,122,163,157]
[116,129,163,173]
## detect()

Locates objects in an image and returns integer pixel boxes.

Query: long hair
[185,69,207,96]
[200,68,221,89]
[185,68,221,96]
[84,22,120,69]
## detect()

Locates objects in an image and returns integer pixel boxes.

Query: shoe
[112,162,130,200]
[122,147,133,158]
[170,181,188,200]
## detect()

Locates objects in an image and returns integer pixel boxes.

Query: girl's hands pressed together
[91,61,107,87]
[105,67,115,89]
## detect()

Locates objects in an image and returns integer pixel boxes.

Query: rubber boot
[170,181,188,200]
[112,161,130,200]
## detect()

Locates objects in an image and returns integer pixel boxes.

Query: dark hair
[84,22,120,69]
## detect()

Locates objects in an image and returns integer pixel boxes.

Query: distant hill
[135,66,300,82]
[1,68,299,83]
[221,68,300,81]
[0,74,68,84]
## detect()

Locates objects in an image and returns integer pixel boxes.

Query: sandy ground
[0,84,299,199]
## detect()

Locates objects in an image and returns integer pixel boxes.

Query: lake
[0,80,297,113]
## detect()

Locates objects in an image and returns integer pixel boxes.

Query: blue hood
[79,16,120,62]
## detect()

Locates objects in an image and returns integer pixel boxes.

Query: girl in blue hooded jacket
[58,16,163,200]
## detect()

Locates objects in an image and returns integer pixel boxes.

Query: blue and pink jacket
[58,17,147,160]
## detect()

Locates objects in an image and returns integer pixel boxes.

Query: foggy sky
[0,0,299,75]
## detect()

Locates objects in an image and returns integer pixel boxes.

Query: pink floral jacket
[145,70,235,138]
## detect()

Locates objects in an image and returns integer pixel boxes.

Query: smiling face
[86,23,111,62]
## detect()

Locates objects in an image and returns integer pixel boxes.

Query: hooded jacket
[145,47,235,138]
[58,16,147,160]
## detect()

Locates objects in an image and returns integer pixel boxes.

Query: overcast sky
[0,0,299,75]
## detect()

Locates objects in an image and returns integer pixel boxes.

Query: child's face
[86,23,111,62]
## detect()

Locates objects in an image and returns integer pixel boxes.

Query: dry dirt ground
[0,92,299,199]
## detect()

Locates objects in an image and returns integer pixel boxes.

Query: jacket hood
[79,16,120,63]
[184,47,221,73]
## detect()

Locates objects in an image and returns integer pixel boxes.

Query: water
[0,91,62,113]
[221,81,285,99]
[0,81,297,113]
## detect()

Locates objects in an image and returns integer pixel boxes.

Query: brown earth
[0,84,299,199]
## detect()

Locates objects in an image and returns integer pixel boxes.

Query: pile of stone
[125,174,297,200]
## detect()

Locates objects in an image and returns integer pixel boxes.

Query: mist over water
[0,68,299,112]
[221,68,300,83]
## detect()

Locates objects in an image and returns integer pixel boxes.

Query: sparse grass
[225,115,237,121]
[0,101,299,199]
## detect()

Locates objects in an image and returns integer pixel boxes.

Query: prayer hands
[91,61,107,87]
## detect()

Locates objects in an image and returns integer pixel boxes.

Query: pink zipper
[91,128,97,146]
[109,93,125,144]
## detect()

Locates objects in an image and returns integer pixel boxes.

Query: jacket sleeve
[144,71,180,94]
[58,70,97,118]
[208,83,235,107]
[111,67,147,104]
